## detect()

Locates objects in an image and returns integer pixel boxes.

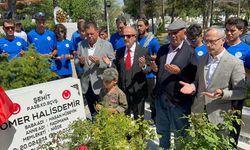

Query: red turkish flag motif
[0,86,14,126]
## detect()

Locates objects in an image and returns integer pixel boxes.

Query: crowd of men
[1,12,250,149]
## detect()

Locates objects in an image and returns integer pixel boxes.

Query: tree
[58,0,103,22]
[16,0,54,20]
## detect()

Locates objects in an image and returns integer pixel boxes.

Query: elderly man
[151,20,197,149]
[75,21,115,117]
[180,27,247,147]
[115,26,151,119]
[0,19,27,61]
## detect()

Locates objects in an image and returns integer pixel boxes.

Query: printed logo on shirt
[3,44,8,47]
[65,44,69,48]
[34,38,38,41]
[197,51,204,56]
[235,52,242,58]
[47,36,51,41]
[16,42,21,46]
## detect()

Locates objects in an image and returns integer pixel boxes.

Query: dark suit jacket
[115,44,151,100]
[155,41,197,105]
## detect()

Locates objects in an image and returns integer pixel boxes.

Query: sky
[116,0,124,6]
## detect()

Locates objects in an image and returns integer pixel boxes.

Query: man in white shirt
[75,21,115,117]
[180,27,247,147]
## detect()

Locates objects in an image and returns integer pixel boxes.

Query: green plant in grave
[0,45,57,90]
[173,110,241,150]
[43,109,156,150]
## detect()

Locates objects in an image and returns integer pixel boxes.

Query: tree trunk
[170,0,176,23]
[139,0,145,17]
[7,0,16,19]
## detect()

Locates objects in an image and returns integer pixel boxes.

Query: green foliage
[173,110,241,150]
[0,32,4,38]
[16,0,54,20]
[43,109,156,150]
[58,0,102,22]
[244,82,250,107]
[0,46,57,90]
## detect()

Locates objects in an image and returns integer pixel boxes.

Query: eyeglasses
[204,37,224,45]
[4,26,15,31]
[122,34,136,39]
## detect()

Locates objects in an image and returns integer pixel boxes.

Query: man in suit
[180,27,247,147]
[75,21,115,117]
[150,20,197,149]
[115,26,151,119]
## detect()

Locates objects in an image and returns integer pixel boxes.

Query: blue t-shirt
[55,39,74,76]
[195,44,207,58]
[27,29,57,54]
[240,32,250,45]
[224,42,250,69]
[110,32,125,50]
[71,31,84,50]
[138,35,160,78]
[0,36,28,60]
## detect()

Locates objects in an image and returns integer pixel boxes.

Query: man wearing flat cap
[150,20,198,149]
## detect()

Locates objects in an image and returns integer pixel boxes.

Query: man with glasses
[224,17,250,77]
[150,20,197,149]
[0,19,27,61]
[27,12,57,58]
[180,26,247,148]
[115,26,151,120]
[187,24,207,58]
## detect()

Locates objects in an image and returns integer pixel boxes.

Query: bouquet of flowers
[56,9,68,23]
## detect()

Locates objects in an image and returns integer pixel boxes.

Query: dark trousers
[125,92,145,120]
[155,94,189,149]
[230,100,244,148]
[146,78,156,121]
[85,82,99,116]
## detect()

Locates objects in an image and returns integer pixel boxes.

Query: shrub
[43,109,156,150]
[0,46,57,90]
[173,110,241,150]
[244,82,250,107]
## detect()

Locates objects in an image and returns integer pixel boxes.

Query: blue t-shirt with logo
[27,29,57,54]
[55,39,74,76]
[138,35,160,78]
[71,31,84,50]
[224,42,250,69]
[110,32,125,50]
[195,44,207,58]
[0,36,28,60]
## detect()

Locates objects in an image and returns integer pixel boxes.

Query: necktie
[125,49,132,70]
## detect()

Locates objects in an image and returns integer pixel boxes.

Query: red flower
[77,145,88,150]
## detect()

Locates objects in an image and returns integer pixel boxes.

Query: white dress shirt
[87,43,96,64]
[124,43,136,65]
[205,49,225,87]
